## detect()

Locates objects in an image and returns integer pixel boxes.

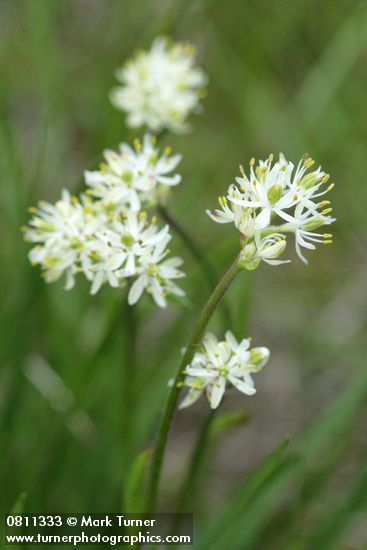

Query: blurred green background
[1,0,367,548]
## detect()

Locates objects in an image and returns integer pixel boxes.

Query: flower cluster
[179,331,270,409]
[207,154,335,267]
[23,136,185,308]
[85,134,182,212]
[110,37,207,133]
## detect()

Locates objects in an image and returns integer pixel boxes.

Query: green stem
[121,295,137,508]
[158,205,232,328]
[144,255,240,512]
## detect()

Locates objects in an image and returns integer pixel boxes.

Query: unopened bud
[300,171,322,189]
[301,218,325,231]
[250,347,270,368]
[238,242,260,271]
[260,238,286,260]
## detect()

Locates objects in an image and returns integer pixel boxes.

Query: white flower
[79,209,185,306]
[81,211,170,295]
[110,37,207,133]
[24,194,185,307]
[289,201,335,264]
[85,134,182,211]
[179,331,270,409]
[239,233,290,270]
[23,191,105,290]
[207,154,335,266]
[128,250,185,308]
[206,195,256,238]
[230,154,300,230]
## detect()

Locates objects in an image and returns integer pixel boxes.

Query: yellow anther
[268,153,274,162]
[305,158,315,168]
[164,146,171,156]
[302,154,315,168]
[322,174,330,183]
[28,206,37,213]
[239,163,245,174]
[71,195,79,205]
[322,208,332,215]
[249,158,255,167]
[99,162,107,173]
[318,200,331,209]
[133,138,142,152]
[327,183,335,191]
[323,240,333,245]
[323,233,333,239]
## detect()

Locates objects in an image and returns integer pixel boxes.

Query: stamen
[133,138,142,152]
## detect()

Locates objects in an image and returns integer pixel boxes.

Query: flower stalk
[157,205,232,327]
[144,254,240,512]
[121,293,137,508]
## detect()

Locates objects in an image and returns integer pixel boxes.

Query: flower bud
[301,218,325,231]
[250,347,270,369]
[300,171,323,189]
[237,210,256,237]
[238,242,260,271]
[259,237,286,260]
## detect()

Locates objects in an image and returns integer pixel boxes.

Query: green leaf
[196,438,292,550]
[221,457,300,550]
[310,462,367,549]
[209,410,251,437]
[10,492,27,515]
[259,363,367,548]
[125,449,153,513]
[298,364,367,463]
[3,493,28,550]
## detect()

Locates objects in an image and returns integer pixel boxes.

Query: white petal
[65,269,75,290]
[225,331,239,351]
[255,208,271,230]
[206,209,233,224]
[179,388,203,409]
[263,258,291,266]
[157,174,181,186]
[227,375,256,396]
[185,367,215,378]
[128,275,146,305]
[208,377,226,409]
[90,271,104,295]
[150,278,166,308]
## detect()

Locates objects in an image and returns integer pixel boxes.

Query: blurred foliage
[1,0,367,548]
